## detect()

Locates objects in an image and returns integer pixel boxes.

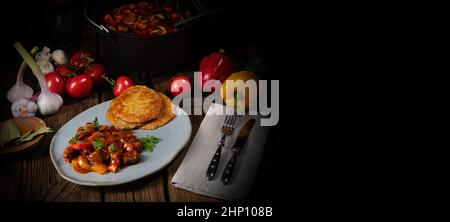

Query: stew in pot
[103,1,191,36]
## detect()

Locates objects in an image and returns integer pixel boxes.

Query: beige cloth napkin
[171,103,270,200]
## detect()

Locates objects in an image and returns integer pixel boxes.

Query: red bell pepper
[77,129,95,140]
[198,51,236,88]
[72,142,93,150]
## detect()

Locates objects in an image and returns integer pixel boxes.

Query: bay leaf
[0,120,21,147]
[17,126,53,143]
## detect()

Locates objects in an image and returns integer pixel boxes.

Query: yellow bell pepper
[220,71,259,111]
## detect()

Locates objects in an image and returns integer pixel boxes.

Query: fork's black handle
[206,146,222,180]
[221,152,239,185]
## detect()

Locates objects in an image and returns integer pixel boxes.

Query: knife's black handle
[221,152,238,185]
[206,146,222,180]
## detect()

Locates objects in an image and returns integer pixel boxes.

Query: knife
[221,119,255,185]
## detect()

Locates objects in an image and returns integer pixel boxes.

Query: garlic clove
[37,60,54,75]
[35,46,52,62]
[11,98,37,117]
[7,82,33,103]
[51,49,68,65]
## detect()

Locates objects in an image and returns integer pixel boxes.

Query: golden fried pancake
[140,93,176,130]
[106,109,143,129]
[109,85,163,123]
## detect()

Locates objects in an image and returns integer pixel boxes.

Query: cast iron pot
[84,0,196,70]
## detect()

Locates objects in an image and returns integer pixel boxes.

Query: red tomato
[45,72,65,95]
[70,50,94,68]
[113,76,134,96]
[65,74,93,98]
[84,64,106,85]
[56,64,75,78]
[169,75,192,96]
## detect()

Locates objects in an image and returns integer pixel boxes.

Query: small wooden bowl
[0,116,46,155]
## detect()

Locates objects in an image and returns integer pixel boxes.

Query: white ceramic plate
[50,100,191,186]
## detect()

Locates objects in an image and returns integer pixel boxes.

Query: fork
[206,109,237,180]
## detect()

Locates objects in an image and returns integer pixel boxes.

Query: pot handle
[83,0,111,36]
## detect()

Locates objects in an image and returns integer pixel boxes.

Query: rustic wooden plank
[42,180,78,202]
[42,180,100,202]
[0,81,22,201]
[103,173,166,202]
[0,60,23,200]
[132,175,166,202]
[19,95,102,201]
[104,190,135,202]
[166,115,219,202]
[0,157,23,201]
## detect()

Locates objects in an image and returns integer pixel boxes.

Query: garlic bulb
[51,49,68,65]
[11,98,37,117]
[35,47,54,74]
[15,42,64,116]
[7,82,33,103]
[37,90,63,115]
[7,47,39,103]
[35,47,52,62]
[7,63,33,103]
[37,59,54,74]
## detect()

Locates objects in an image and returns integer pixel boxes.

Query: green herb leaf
[93,117,99,129]
[71,129,86,143]
[109,144,117,153]
[140,136,160,152]
[0,120,21,147]
[70,128,88,144]
[17,130,33,142]
[93,139,104,151]
[70,138,79,144]
[16,127,53,143]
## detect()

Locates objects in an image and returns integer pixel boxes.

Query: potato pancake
[140,93,176,130]
[106,109,143,129]
[109,86,163,123]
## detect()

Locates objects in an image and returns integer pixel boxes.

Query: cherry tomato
[169,75,192,96]
[65,74,93,98]
[56,64,75,78]
[113,76,134,96]
[45,72,65,95]
[70,50,93,68]
[84,64,106,85]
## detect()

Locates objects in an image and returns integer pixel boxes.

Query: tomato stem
[102,75,116,87]
[68,73,77,78]
[80,54,94,64]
